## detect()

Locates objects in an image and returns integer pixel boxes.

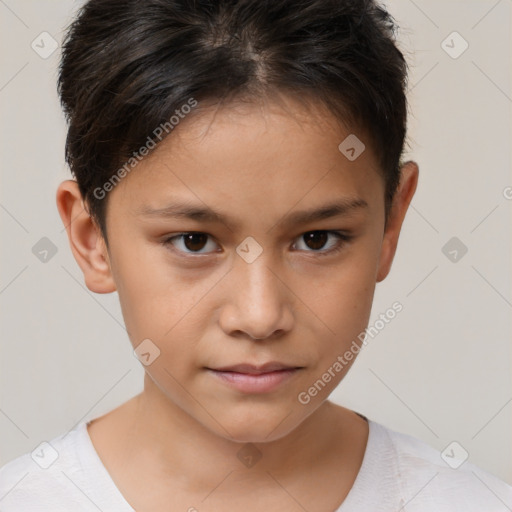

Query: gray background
[1,0,511,485]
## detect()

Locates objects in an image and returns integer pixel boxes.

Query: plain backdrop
[1,0,511,485]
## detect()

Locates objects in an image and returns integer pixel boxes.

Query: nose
[218,254,294,341]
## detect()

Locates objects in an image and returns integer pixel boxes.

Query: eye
[292,230,351,255]
[161,230,351,257]
[162,232,220,254]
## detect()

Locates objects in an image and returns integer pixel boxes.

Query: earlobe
[56,180,117,293]
[376,161,419,283]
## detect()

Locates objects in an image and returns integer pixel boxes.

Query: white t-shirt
[1,414,511,511]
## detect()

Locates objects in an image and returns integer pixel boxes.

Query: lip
[212,362,299,374]
[207,362,303,393]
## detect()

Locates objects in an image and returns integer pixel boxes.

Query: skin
[56,92,418,511]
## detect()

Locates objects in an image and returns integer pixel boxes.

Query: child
[1,0,511,510]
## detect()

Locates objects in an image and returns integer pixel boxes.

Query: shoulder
[0,423,94,511]
[373,420,512,511]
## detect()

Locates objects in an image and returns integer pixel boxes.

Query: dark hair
[57,0,409,244]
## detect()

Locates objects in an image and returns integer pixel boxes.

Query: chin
[208,403,305,444]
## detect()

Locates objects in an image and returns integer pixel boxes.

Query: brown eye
[182,233,208,251]
[303,231,329,250]
[162,232,219,254]
[293,230,351,255]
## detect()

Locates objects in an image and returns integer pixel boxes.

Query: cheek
[303,253,378,364]
[108,238,196,342]
[111,243,230,371]
[306,255,377,327]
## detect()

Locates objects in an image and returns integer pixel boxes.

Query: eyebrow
[136,197,368,230]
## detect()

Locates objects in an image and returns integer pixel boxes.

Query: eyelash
[161,230,352,258]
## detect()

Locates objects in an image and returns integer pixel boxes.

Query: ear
[56,180,116,293]
[376,161,419,283]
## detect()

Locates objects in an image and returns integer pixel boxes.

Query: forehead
[106,94,384,225]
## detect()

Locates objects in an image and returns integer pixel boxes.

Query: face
[101,94,391,443]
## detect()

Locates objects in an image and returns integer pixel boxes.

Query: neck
[115,374,352,492]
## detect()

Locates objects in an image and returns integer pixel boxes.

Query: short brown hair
[58,0,409,243]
